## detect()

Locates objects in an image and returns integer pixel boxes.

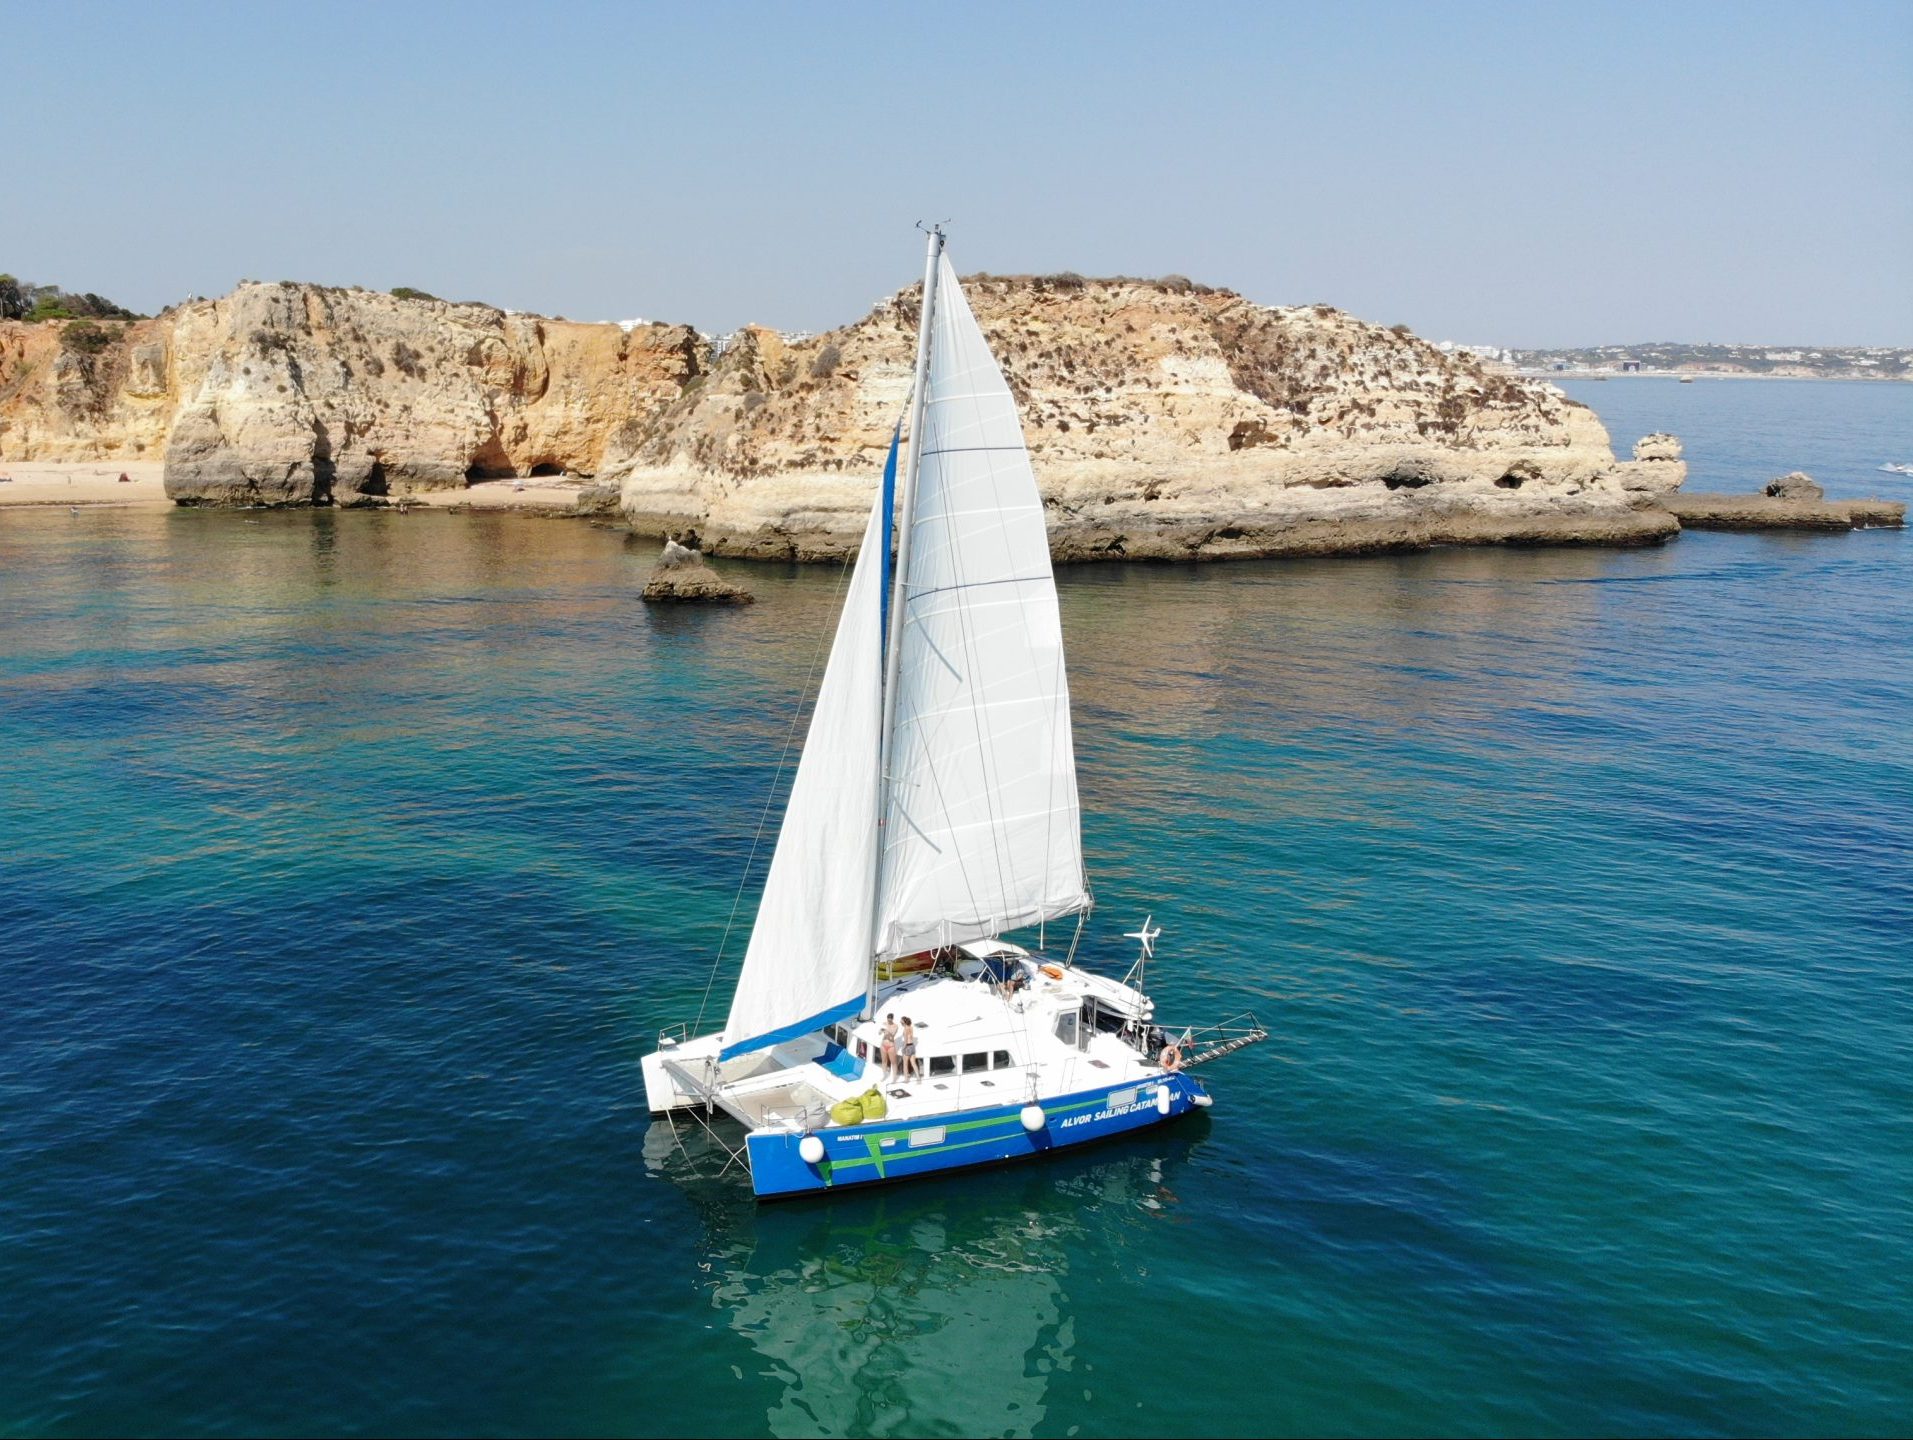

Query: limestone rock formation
[1,272,1701,560]
[1613,432,1687,495]
[0,316,176,461]
[1666,491,1903,531]
[604,276,1674,560]
[640,537,754,604]
[1764,471,1823,500]
[2,284,703,505]
[160,285,702,505]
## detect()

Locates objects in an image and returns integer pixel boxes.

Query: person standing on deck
[900,1017,920,1084]
[880,1013,899,1083]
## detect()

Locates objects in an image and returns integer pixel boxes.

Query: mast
[864,225,944,1018]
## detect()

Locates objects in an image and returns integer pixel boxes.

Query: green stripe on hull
[823,1091,1127,1175]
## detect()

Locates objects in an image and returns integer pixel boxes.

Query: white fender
[1155,1087,1173,1116]
[798,1133,826,1165]
[1020,1104,1046,1133]
[1192,1090,1214,1108]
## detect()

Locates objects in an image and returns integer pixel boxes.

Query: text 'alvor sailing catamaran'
[644,229,1265,1197]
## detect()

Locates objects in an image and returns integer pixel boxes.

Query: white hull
[646,940,1220,1194]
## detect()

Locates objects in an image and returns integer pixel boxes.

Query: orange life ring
[1160,1044,1182,1072]
[1040,963,1064,981]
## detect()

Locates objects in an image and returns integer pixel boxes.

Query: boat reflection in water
[646,1115,1211,1437]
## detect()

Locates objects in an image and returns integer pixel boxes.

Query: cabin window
[993,1050,1014,1069]
[855,1040,869,1060]
[962,1052,988,1074]
[928,1055,956,1076]
[1054,1012,1078,1047]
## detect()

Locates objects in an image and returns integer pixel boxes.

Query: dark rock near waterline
[573,482,622,517]
[1764,471,1824,501]
[1040,503,1681,561]
[641,538,754,605]
[1664,492,1904,531]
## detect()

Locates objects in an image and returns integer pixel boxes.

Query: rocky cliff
[1,284,703,505]
[605,275,1680,559]
[0,312,178,461]
[0,274,1683,556]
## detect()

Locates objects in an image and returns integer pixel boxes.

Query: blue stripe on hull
[746,1073,1208,1198]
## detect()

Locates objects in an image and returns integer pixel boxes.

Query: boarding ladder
[1174,1012,1270,1069]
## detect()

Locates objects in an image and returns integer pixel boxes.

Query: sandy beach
[0,460,170,509]
[0,460,588,513]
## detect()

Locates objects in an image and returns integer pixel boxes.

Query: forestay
[874,256,1089,959]
[721,493,886,1058]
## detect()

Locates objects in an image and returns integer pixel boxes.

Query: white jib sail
[722,493,886,1058]
[874,256,1089,960]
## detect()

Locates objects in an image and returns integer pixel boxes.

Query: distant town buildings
[1500,342,1911,380]
[708,327,815,358]
[1434,341,1515,365]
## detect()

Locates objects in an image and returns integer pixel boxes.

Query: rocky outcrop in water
[1617,433,1687,496]
[640,537,754,604]
[1764,471,1823,500]
[1666,491,1903,531]
[1660,467,1903,531]
[604,276,1677,560]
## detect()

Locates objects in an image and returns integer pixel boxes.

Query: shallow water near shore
[1,381,1910,1436]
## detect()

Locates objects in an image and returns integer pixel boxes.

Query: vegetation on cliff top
[59,319,121,355]
[0,274,142,323]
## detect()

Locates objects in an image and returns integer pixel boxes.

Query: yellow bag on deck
[859,1088,888,1121]
[829,1097,864,1126]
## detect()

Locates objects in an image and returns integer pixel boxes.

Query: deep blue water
[2,380,1909,1436]
[1555,374,1913,498]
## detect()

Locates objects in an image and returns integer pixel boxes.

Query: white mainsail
[722,242,1088,1054]
[873,255,1089,959]
[720,492,886,1057]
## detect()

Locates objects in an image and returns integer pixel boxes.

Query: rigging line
[917,443,1028,457]
[691,534,859,1036]
[905,573,1051,603]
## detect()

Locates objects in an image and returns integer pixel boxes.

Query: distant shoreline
[1520,370,1909,384]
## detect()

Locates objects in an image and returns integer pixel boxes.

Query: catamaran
[644,229,1265,1197]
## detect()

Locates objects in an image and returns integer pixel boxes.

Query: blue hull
[746,1072,1209,1198]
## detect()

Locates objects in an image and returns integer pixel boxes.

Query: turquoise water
[2,381,1909,1436]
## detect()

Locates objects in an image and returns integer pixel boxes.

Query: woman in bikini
[879,1013,899,1082]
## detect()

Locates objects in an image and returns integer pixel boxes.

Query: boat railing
[1170,1012,1270,1069]
[657,1021,692,1048]
[661,1053,724,1112]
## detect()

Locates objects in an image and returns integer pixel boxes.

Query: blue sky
[6,0,1908,345]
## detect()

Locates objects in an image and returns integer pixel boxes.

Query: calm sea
[2,379,1908,1437]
